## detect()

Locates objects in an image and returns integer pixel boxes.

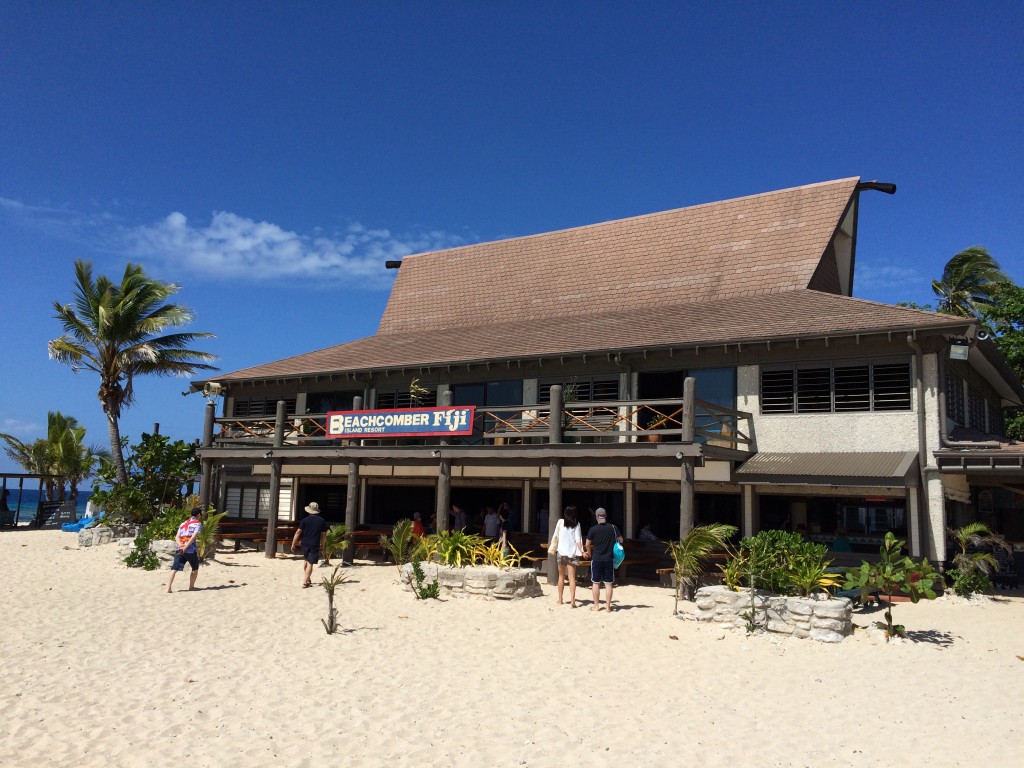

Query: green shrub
[946,567,992,597]
[124,532,160,570]
[380,519,417,571]
[430,529,484,568]
[843,532,943,640]
[721,530,834,596]
[411,556,440,599]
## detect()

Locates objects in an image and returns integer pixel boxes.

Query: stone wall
[400,562,543,600]
[690,585,853,643]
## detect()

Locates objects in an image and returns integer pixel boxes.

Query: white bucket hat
[304,502,322,514]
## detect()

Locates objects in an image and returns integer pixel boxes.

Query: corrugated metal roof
[735,452,918,485]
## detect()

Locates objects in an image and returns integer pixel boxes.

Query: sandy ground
[1,529,1022,768]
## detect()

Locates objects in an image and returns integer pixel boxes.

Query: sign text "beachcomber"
[325,406,476,439]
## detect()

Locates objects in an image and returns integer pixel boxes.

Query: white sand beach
[1,529,1022,768]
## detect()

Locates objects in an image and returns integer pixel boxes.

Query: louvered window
[796,368,832,412]
[760,361,911,414]
[872,363,912,410]
[945,371,965,424]
[760,370,795,413]
[224,483,271,519]
[375,388,437,409]
[834,365,871,411]
[968,387,986,431]
[233,396,297,418]
[537,375,620,404]
[987,400,1004,437]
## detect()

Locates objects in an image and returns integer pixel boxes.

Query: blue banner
[326,406,476,439]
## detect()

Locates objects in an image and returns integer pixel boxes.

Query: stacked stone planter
[690,585,853,643]
[400,562,543,600]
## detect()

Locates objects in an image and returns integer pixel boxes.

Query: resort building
[195,177,1024,567]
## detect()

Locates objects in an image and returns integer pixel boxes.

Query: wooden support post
[264,400,286,558]
[344,396,362,564]
[435,391,452,534]
[548,384,563,584]
[679,377,696,539]
[199,403,216,512]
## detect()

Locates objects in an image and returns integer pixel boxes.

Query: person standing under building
[552,505,584,607]
[585,507,623,612]
[450,502,468,532]
[291,501,328,588]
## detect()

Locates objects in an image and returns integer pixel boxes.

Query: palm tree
[46,412,109,503]
[948,522,1011,582]
[48,260,217,484]
[666,522,737,609]
[931,246,1009,318]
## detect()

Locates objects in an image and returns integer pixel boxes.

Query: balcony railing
[213,397,752,453]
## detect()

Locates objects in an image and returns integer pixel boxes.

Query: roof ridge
[399,177,861,261]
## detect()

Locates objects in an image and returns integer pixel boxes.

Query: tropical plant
[947,522,1010,597]
[194,507,226,561]
[380,519,418,572]
[320,565,349,634]
[787,557,843,598]
[49,260,217,484]
[322,524,350,564]
[473,540,529,569]
[124,530,161,570]
[411,556,440,600]
[946,568,992,598]
[843,532,943,640]
[430,529,484,567]
[89,432,200,525]
[666,523,737,608]
[0,412,107,502]
[931,246,1009,318]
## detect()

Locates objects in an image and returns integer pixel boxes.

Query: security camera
[202,382,223,397]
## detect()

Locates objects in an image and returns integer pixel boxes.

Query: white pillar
[742,485,755,538]
[624,482,636,539]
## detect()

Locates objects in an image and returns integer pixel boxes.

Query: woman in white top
[551,505,584,607]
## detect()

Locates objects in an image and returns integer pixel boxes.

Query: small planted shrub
[720,529,835,597]
[320,565,349,634]
[380,519,417,572]
[947,522,1010,597]
[124,531,160,570]
[946,568,992,598]
[843,531,943,640]
[322,524,350,565]
[666,523,737,608]
[432,529,484,568]
[473,540,530,569]
[411,556,440,600]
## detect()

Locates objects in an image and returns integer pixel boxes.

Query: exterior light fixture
[948,339,970,361]
[385,260,402,269]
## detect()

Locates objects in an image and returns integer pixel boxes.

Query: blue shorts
[591,560,615,585]
[171,551,200,571]
[302,547,321,564]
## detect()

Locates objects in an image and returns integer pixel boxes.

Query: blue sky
[1,2,1021,475]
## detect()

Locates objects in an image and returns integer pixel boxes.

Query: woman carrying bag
[551,505,584,607]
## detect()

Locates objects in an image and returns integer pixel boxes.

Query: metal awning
[735,451,918,487]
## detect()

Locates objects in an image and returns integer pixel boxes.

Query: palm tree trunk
[105,410,128,485]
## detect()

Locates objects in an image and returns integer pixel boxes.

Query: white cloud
[0,418,43,439]
[124,211,463,286]
[1,195,467,286]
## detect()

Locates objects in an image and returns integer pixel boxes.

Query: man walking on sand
[292,501,328,588]
[167,508,202,593]
[585,508,623,612]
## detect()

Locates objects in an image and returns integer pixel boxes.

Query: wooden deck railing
[213,396,752,452]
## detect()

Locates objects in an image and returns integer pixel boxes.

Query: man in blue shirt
[291,501,328,588]
[585,508,623,612]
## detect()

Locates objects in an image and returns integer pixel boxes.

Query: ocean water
[2,487,93,523]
